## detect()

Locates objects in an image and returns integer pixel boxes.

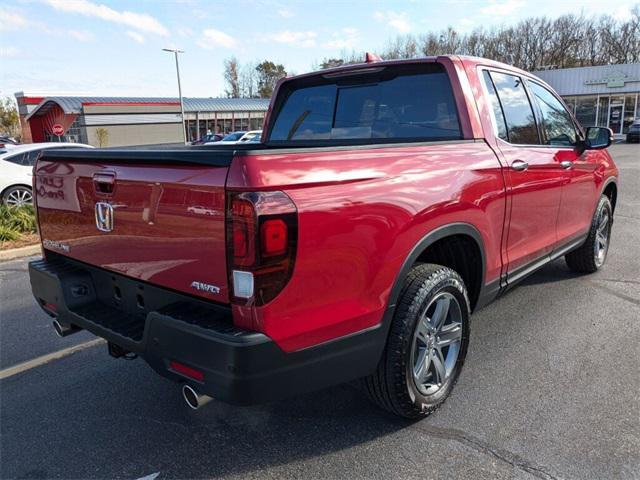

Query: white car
[1,142,94,207]
[205,130,262,145]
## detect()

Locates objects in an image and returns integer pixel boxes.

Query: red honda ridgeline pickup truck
[30,56,617,418]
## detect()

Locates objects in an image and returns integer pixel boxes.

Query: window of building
[489,71,539,145]
[597,96,609,127]
[528,81,577,146]
[574,96,598,128]
[249,117,264,130]
[624,95,637,134]
[562,96,577,115]
[234,117,250,131]
[269,65,461,142]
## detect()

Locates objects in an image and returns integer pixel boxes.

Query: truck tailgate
[35,149,233,304]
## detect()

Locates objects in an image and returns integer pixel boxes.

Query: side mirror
[582,127,613,151]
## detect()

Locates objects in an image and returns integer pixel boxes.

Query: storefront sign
[585,71,640,88]
[51,123,65,136]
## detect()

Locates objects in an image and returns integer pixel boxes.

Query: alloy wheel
[410,292,463,396]
[5,188,33,207]
[594,208,610,267]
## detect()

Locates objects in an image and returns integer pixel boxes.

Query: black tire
[363,263,470,419]
[2,185,33,207]
[565,195,613,274]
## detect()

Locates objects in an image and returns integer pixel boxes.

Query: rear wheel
[363,263,470,418]
[565,195,612,273]
[2,186,33,207]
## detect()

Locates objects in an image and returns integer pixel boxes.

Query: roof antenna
[365,52,382,63]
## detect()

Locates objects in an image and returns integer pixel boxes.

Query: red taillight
[231,198,255,265]
[261,219,287,256]
[227,191,297,306]
[169,360,205,382]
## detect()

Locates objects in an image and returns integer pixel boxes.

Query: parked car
[191,133,223,145]
[626,120,640,143]
[0,135,20,145]
[29,56,617,418]
[237,130,262,143]
[1,142,94,207]
[187,205,217,216]
[207,131,246,144]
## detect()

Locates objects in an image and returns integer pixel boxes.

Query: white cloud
[480,0,525,16]
[0,46,20,58]
[277,8,295,18]
[45,0,168,35]
[177,27,194,38]
[126,31,145,44]
[325,27,359,49]
[197,28,237,49]
[373,11,412,33]
[68,30,94,42]
[0,8,93,41]
[265,30,317,48]
[612,3,634,21]
[0,8,29,31]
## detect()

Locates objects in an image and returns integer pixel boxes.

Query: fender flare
[381,222,488,328]
[600,176,618,211]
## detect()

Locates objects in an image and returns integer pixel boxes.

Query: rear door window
[269,64,461,143]
[489,71,540,145]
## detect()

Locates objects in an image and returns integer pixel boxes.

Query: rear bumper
[29,253,385,405]
[626,132,640,142]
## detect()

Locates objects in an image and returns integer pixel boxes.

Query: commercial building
[534,63,640,136]
[15,62,639,146]
[15,92,270,147]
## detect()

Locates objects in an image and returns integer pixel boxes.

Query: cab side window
[481,70,508,141]
[527,81,577,146]
[489,71,540,145]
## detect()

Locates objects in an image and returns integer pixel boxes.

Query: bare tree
[223,57,241,98]
[313,7,640,71]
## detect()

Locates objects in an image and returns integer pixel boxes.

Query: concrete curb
[0,244,41,262]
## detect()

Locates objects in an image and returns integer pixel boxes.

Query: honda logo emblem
[95,202,114,232]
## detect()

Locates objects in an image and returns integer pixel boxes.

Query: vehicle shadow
[517,258,584,287]
[0,358,413,479]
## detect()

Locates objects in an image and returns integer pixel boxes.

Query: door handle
[560,160,573,169]
[511,160,529,172]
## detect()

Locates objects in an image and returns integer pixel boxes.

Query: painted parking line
[0,338,105,380]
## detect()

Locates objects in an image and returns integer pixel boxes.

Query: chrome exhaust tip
[182,384,212,410]
[52,319,81,337]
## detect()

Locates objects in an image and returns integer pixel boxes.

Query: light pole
[162,48,187,145]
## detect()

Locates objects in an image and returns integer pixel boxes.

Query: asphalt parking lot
[1,143,638,480]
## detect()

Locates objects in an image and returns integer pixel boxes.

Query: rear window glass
[269,64,461,143]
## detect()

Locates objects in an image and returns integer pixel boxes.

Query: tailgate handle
[93,171,116,195]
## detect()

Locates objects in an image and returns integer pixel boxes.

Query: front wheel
[565,195,613,273]
[363,264,470,419]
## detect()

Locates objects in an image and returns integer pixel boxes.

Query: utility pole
[162,48,187,145]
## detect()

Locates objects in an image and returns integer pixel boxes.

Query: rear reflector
[169,361,205,382]
[232,270,254,298]
[42,302,57,314]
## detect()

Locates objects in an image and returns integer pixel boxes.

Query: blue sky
[0,0,637,99]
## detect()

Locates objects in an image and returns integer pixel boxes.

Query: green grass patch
[0,205,37,242]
